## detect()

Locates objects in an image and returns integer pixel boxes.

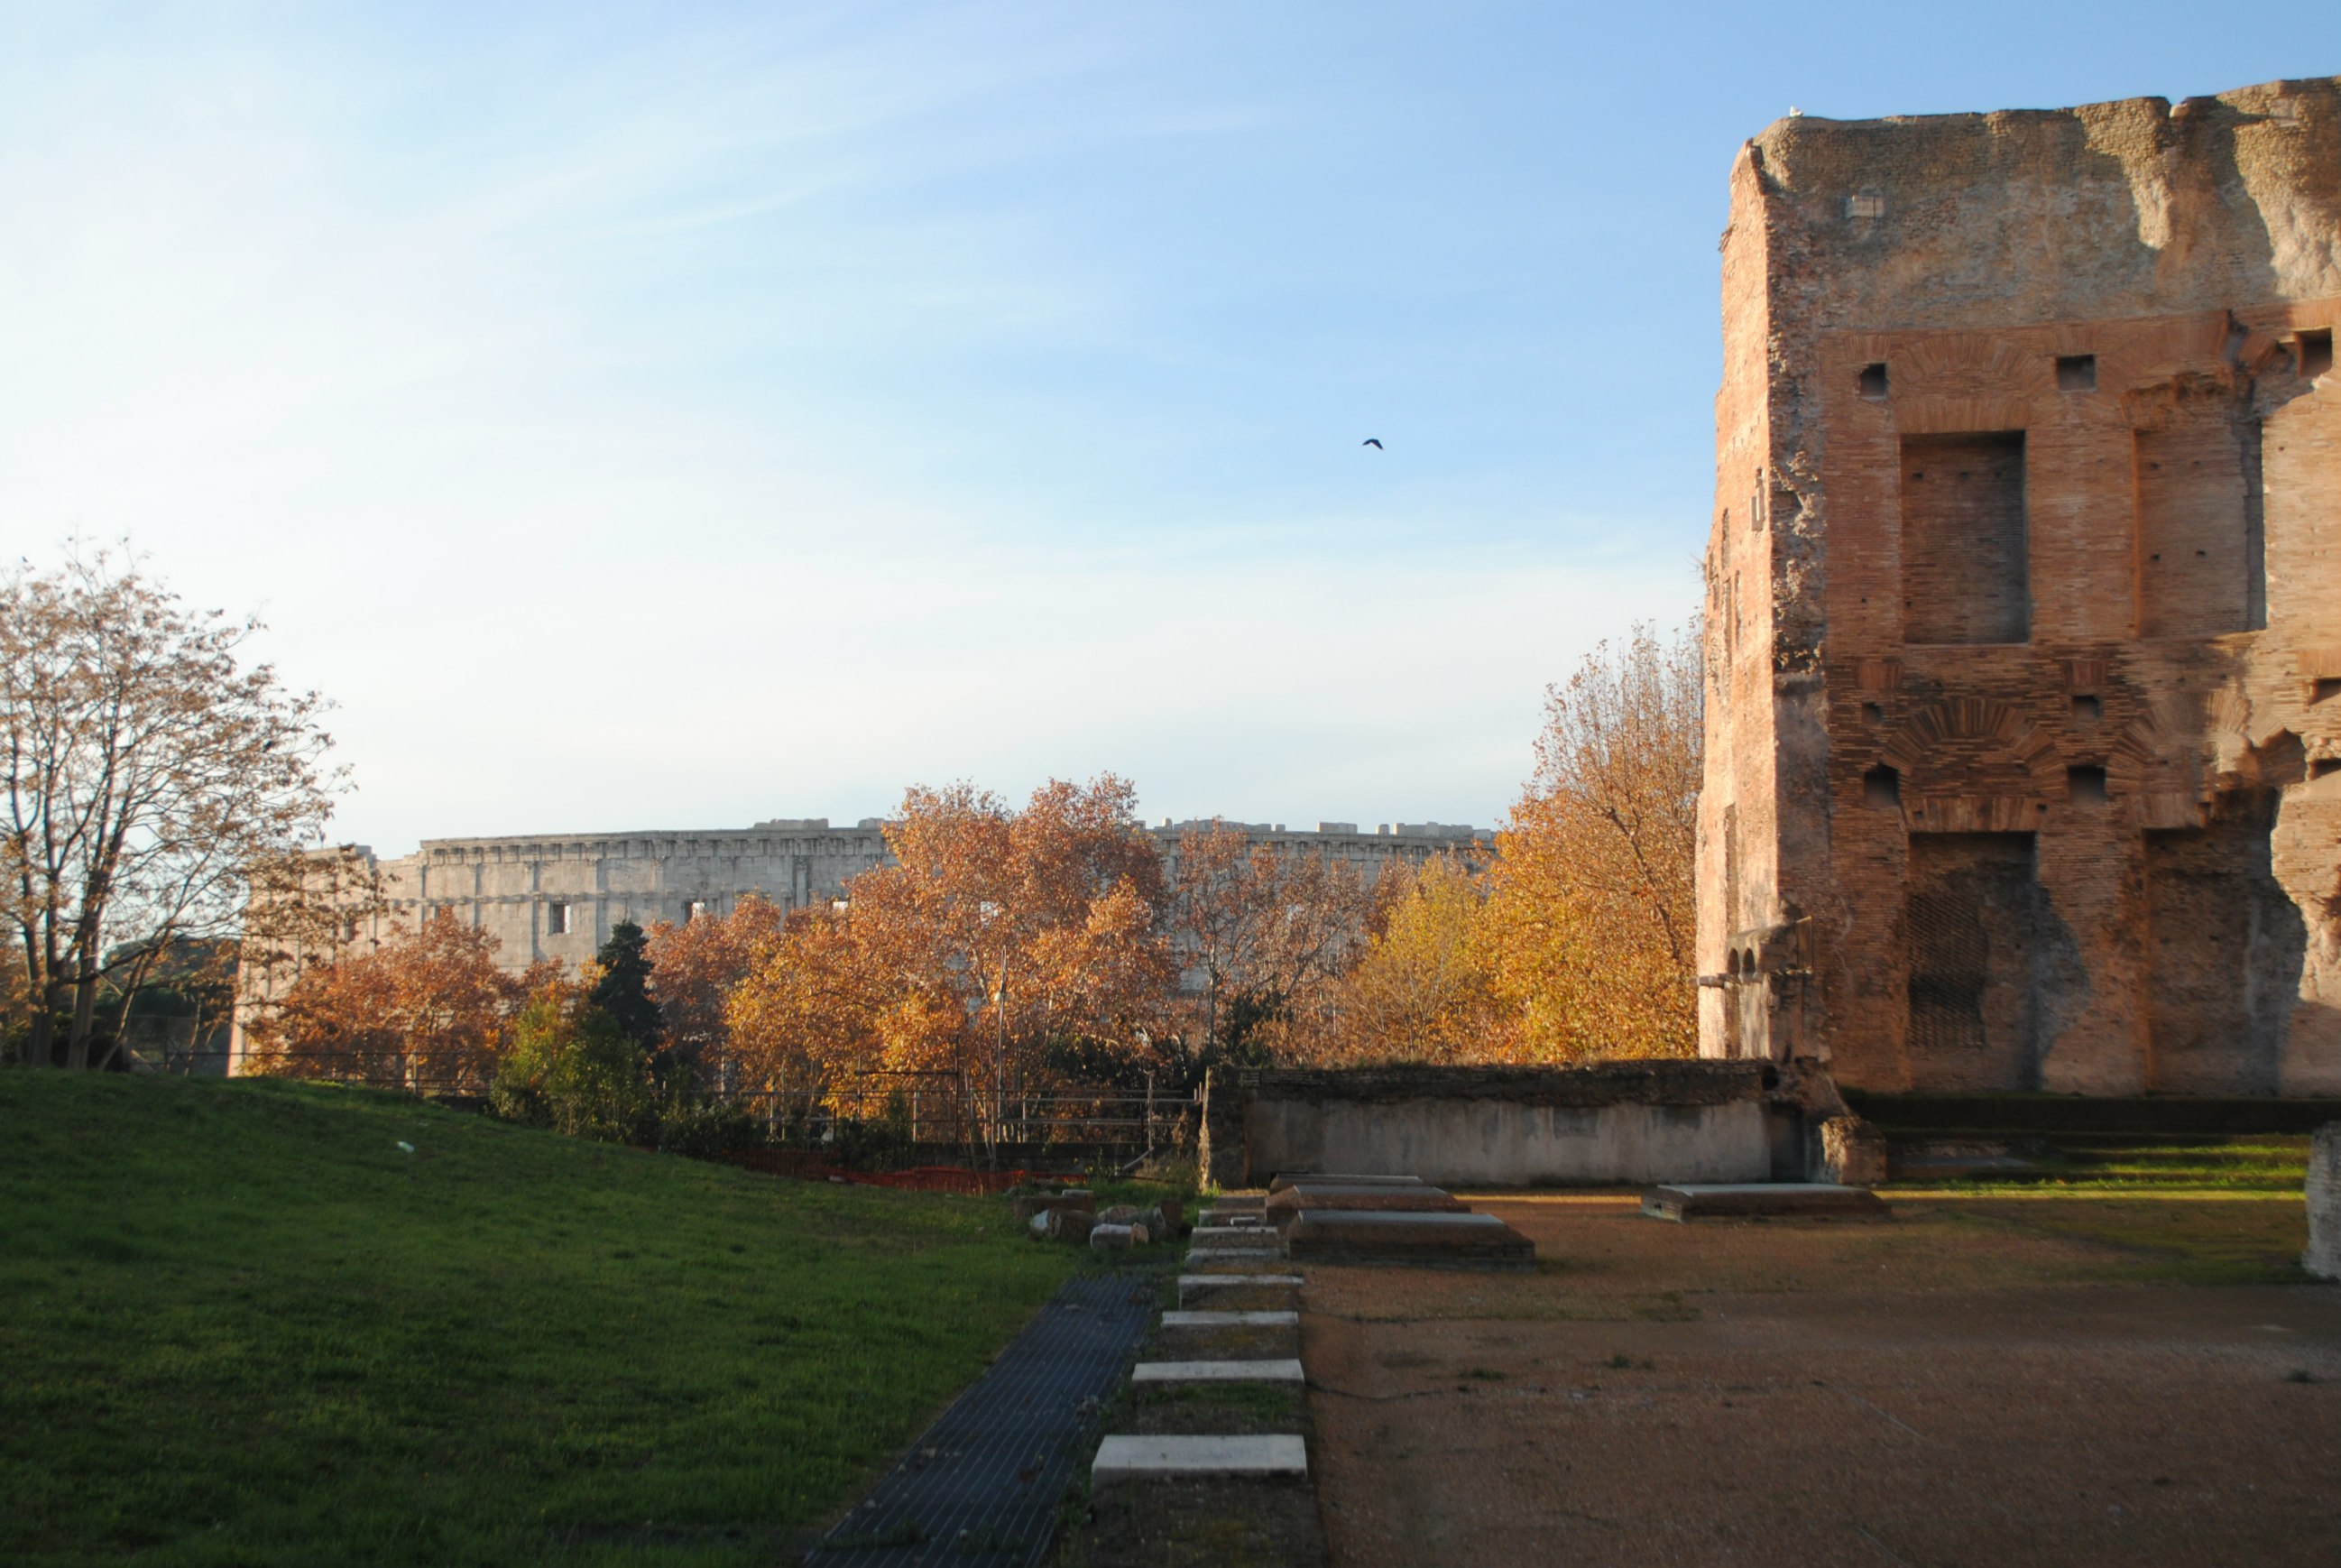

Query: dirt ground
[1304,1193,2341,1568]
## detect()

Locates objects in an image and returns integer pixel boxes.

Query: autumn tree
[1477,619,1701,1058]
[1315,853,1506,1063]
[1165,820,1370,1070]
[242,911,549,1091]
[646,896,785,1088]
[3,546,339,1067]
[723,775,1172,1156]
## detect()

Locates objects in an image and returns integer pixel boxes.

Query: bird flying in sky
[1362,438,1383,448]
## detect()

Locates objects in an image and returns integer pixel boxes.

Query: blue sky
[2,4,2332,852]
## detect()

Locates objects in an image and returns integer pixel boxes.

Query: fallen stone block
[1092,1434,1308,1485]
[1193,1226,1284,1245]
[1131,1358,1306,1385]
[1044,1207,1098,1243]
[1098,1204,1147,1226]
[1283,1209,1535,1268]
[1091,1222,1136,1250]
[2307,1124,2341,1281]
[1268,1173,1425,1194]
[1160,1310,1299,1328]
[1010,1189,1096,1224]
[1640,1183,1892,1222]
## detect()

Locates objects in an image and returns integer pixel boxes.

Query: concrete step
[1198,1209,1267,1228]
[1181,1250,1296,1272]
[1178,1273,1304,1309]
[1161,1310,1299,1328]
[1092,1434,1308,1484]
[1132,1358,1306,1385]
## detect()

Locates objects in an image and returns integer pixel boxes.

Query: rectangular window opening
[2068,765,2109,806]
[2055,355,2097,392]
[547,901,571,936]
[2071,695,2102,724]
[1858,363,1890,400]
[2313,678,2341,705]
[1901,431,2029,645]
[1864,765,1902,809]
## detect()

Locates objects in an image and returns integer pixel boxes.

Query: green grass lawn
[0,1072,1085,1566]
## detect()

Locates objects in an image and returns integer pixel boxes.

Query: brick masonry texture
[1700,78,2341,1094]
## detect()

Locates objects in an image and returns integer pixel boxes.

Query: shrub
[490,985,655,1144]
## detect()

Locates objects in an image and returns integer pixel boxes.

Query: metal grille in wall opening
[808,1268,1157,1566]
[1907,886,1989,1053]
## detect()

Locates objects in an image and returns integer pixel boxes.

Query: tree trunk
[64,962,99,1070]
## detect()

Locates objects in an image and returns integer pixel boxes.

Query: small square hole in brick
[1862,702,1885,725]
[2301,328,2333,380]
[2314,678,2341,705]
[1863,765,1901,809]
[2068,765,2109,806]
[2071,695,2101,723]
[2056,355,2097,392]
[1857,363,1889,400]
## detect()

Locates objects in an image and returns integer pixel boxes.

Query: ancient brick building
[1700,78,2341,1094]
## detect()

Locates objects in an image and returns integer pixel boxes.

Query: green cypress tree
[589,919,662,1051]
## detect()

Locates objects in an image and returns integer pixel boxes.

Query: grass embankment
[1,1073,1083,1566]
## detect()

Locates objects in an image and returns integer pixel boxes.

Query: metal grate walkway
[807,1268,1157,1566]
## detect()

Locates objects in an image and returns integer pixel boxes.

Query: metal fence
[248,1056,1198,1157]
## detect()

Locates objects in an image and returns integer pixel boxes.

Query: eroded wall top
[1744,79,2341,331]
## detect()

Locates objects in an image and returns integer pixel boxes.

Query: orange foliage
[1318,852,1506,1063]
[645,896,786,1084]
[1477,620,1701,1058]
[723,776,1173,1138]
[1166,820,1370,1065]
[243,911,552,1091]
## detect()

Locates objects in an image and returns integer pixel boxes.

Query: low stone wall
[1235,1063,1777,1188]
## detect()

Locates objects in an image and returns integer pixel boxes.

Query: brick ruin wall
[1700,78,2341,1095]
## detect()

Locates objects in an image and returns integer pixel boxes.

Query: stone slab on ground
[1283,1208,1535,1269]
[1162,1311,1300,1328]
[2307,1123,2341,1280]
[1641,1182,1893,1222]
[1194,1225,1283,1243]
[1267,1185,1468,1226]
[1092,1434,1308,1483]
[1267,1173,1426,1193]
[1132,1358,1307,1385]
